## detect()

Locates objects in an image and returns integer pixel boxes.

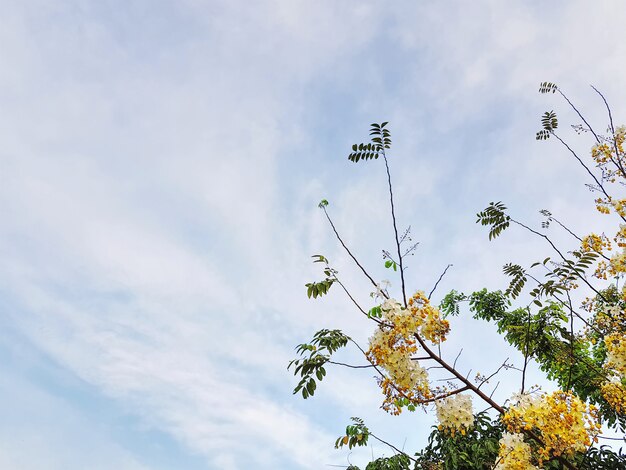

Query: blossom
[503,391,600,464]
[495,432,537,470]
[605,332,626,375]
[601,377,626,414]
[435,394,474,436]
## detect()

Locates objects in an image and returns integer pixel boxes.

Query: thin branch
[566,290,575,391]
[428,264,453,300]
[322,206,388,298]
[328,360,375,369]
[558,88,600,143]
[489,381,500,400]
[552,132,626,225]
[334,278,383,325]
[381,151,407,307]
[511,217,609,301]
[478,358,509,390]
[369,433,418,464]
[591,85,626,180]
[452,348,463,370]
[521,308,531,394]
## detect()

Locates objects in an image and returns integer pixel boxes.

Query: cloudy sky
[2,1,626,468]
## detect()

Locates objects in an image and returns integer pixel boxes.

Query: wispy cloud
[2,1,626,468]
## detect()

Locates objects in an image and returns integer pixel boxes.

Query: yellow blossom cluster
[605,332,626,375]
[581,233,611,254]
[367,298,433,414]
[591,126,626,184]
[495,432,537,470]
[609,247,626,276]
[435,394,474,436]
[502,391,600,464]
[601,379,626,414]
[407,291,450,344]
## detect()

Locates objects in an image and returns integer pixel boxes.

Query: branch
[381,151,407,306]
[322,206,388,298]
[328,360,375,369]
[591,85,626,180]
[428,264,453,300]
[369,433,418,465]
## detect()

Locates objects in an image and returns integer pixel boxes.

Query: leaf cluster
[288,329,349,399]
[536,110,558,140]
[335,417,370,450]
[305,254,336,299]
[476,202,510,240]
[348,123,392,163]
[414,412,503,469]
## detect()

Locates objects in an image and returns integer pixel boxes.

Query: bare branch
[428,264,453,300]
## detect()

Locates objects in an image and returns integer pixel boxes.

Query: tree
[289,83,626,469]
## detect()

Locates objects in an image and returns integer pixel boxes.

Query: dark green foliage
[476,202,510,240]
[305,279,334,298]
[527,251,598,305]
[365,455,412,470]
[541,111,558,131]
[439,290,468,317]
[335,417,370,450]
[468,288,626,429]
[578,445,626,469]
[536,110,558,140]
[349,122,392,163]
[539,81,558,94]
[414,412,503,469]
[305,254,336,298]
[502,263,527,299]
[288,329,349,399]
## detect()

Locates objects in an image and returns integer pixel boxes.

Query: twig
[328,361,375,369]
[322,206,388,298]
[381,150,407,307]
[428,264,453,300]
[478,358,509,390]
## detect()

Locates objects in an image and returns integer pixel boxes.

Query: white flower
[435,394,474,433]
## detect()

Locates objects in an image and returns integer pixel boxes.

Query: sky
[1,1,626,469]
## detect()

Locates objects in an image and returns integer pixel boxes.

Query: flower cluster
[506,393,597,460]
[366,293,450,414]
[407,291,450,344]
[367,298,432,414]
[435,394,474,436]
[495,432,537,470]
[591,126,626,186]
[502,391,601,464]
[601,378,626,414]
[581,233,611,254]
[605,332,626,375]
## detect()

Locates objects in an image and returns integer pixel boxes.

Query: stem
[382,151,407,306]
[369,433,418,464]
[590,85,626,180]
[511,218,609,302]
[521,308,531,394]
[558,88,600,144]
[429,264,453,300]
[552,132,626,224]
[322,206,388,298]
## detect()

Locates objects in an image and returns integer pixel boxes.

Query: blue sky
[2,1,626,468]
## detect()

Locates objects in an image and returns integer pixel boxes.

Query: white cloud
[2,1,626,468]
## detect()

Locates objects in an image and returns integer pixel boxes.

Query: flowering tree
[289,83,626,469]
